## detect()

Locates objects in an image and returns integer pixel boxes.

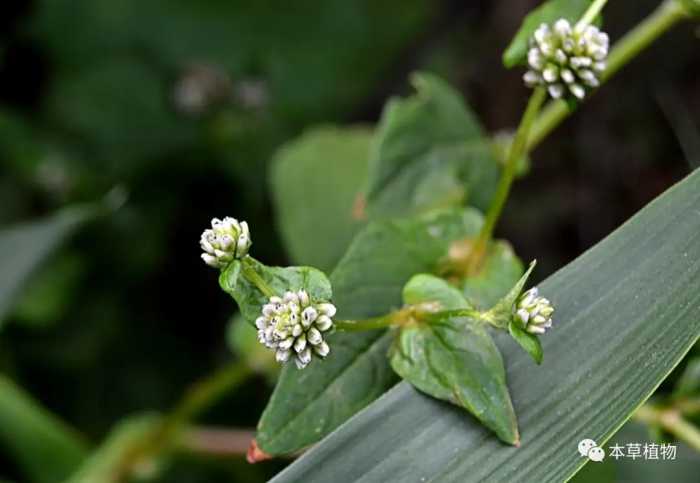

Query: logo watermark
[578,439,677,462]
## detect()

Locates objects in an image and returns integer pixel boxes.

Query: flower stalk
[241,257,276,298]
[576,0,609,31]
[466,87,547,275]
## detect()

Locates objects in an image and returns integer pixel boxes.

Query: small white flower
[200,216,252,268]
[514,287,554,335]
[256,290,336,369]
[523,19,609,100]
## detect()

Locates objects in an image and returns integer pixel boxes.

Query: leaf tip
[246,439,272,464]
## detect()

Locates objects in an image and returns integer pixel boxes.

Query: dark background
[0,0,698,481]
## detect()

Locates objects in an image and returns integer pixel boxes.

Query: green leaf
[393,275,519,444]
[65,414,161,483]
[268,157,700,483]
[0,375,89,483]
[331,208,483,320]
[365,72,499,218]
[459,240,524,309]
[255,331,396,456]
[269,126,372,271]
[219,257,332,325]
[403,274,470,311]
[502,0,594,68]
[509,320,543,364]
[0,206,98,327]
[255,208,483,456]
[673,357,700,398]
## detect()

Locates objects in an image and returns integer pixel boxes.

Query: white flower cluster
[524,19,609,100]
[515,287,554,335]
[256,290,336,369]
[200,217,252,269]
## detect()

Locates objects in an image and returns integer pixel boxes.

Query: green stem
[635,404,700,452]
[335,307,485,331]
[335,314,401,331]
[528,0,689,151]
[240,257,276,298]
[426,309,482,320]
[119,362,252,479]
[576,0,609,31]
[467,87,547,274]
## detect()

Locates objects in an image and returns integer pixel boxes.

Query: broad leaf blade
[394,275,518,444]
[365,72,499,217]
[256,330,395,455]
[502,0,594,68]
[0,375,89,483]
[270,164,700,482]
[256,209,483,455]
[270,126,372,271]
[391,320,518,445]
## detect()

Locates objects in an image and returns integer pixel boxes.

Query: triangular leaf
[393,275,518,444]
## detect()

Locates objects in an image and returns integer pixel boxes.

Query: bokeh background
[0,0,698,481]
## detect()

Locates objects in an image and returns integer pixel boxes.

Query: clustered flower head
[515,287,554,335]
[256,290,336,369]
[200,217,252,268]
[524,19,609,100]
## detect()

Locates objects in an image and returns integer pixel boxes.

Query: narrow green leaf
[219,257,332,325]
[0,375,89,483]
[269,126,372,271]
[365,72,499,218]
[256,208,483,455]
[509,320,543,364]
[0,207,97,327]
[65,414,161,483]
[270,156,700,483]
[394,275,519,444]
[502,0,594,68]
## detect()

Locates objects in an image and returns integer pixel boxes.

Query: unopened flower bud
[514,287,554,335]
[523,19,609,100]
[200,217,252,268]
[256,290,336,369]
